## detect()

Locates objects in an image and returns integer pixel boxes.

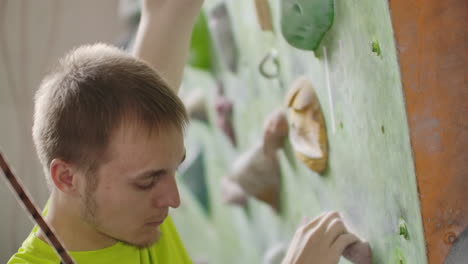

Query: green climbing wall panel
[172,0,427,263]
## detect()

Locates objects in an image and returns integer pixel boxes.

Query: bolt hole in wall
[445,228,468,264]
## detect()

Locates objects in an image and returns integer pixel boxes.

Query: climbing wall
[171,0,430,263]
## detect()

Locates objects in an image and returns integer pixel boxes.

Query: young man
[8,1,359,263]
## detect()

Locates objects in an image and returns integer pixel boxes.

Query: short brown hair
[33,43,188,186]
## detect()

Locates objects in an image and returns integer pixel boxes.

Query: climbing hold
[225,143,281,212]
[262,109,289,156]
[292,3,303,14]
[209,3,239,73]
[188,12,212,71]
[399,218,410,240]
[255,0,274,31]
[281,0,334,51]
[183,89,208,122]
[285,77,328,173]
[222,109,289,212]
[342,240,372,264]
[391,247,406,264]
[221,177,249,206]
[371,40,381,56]
[215,82,237,146]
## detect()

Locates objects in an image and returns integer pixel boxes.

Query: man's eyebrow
[135,170,166,180]
[134,149,186,180]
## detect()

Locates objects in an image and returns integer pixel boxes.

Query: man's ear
[50,159,79,194]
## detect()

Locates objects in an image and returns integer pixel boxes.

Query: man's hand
[282,211,360,264]
[133,0,204,93]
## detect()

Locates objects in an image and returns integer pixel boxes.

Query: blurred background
[0,1,127,262]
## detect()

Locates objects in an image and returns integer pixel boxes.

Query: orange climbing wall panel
[389,0,468,263]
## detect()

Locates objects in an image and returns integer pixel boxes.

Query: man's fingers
[297,211,330,234]
[326,218,347,246]
[331,232,360,255]
[314,211,341,233]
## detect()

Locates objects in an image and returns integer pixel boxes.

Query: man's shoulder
[7,216,191,264]
[7,252,57,264]
[7,232,59,264]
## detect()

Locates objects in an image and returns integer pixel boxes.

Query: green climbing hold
[372,40,381,56]
[281,0,334,51]
[399,218,410,240]
[391,247,406,264]
[188,12,212,71]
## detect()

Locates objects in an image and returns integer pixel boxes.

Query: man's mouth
[145,220,164,227]
[146,215,166,227]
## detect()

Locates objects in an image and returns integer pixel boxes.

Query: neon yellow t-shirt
[7,215,192,264]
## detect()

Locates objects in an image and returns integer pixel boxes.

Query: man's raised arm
[132,0,204,93]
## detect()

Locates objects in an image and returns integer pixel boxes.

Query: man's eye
[135,180,154,190]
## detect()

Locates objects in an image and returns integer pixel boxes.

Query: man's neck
[36,194,117,251]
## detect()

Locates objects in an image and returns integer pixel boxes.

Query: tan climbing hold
[221,177,248,206]
[262,109,289,156]
[183,89,208,122]
[285,76,328,173]
[222,109,288,212]
[226,143,281,212]
[254,0,273,31]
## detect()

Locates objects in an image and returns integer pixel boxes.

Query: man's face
[79,123,185,248]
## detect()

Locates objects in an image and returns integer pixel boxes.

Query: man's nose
[152,175,180,209]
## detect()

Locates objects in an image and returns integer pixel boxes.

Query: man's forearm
[132,0,204,93]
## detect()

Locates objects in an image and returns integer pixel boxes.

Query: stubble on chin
[80,181,164,249]
[124,229,163,249]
